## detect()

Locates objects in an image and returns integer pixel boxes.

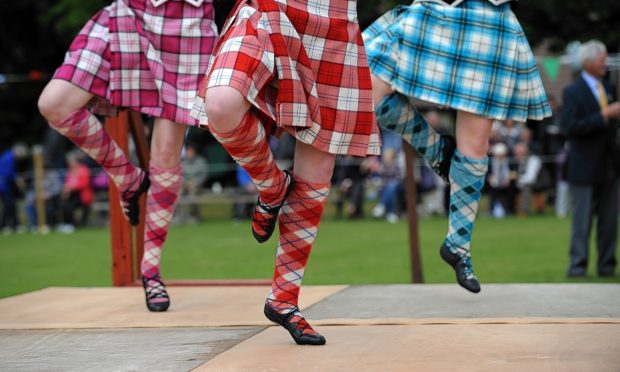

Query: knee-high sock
[267,174,330,313]
[209,112,286,206]
[49,108,143,192]
[375,93,443,167]
[141,163,182,278]
[445,150,489,256]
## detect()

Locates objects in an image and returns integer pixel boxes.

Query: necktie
[596,81,608,110]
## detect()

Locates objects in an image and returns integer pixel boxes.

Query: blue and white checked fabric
[363,0,551,122]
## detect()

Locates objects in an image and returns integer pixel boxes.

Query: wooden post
[128,112,150,280]
[403,141,424,283]
[105,112,135,286]
[32,145,47,232]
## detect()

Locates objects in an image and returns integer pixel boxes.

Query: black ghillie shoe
[141,274,170,312]
[433,135,456,183]
[251,170,295,243]
[440,244,481,293]
[264,302,326,345]
[121,172,150,226]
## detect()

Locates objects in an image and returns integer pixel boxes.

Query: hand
[603,102,620,121]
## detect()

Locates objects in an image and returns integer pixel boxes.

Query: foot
[141,274,170,312]
[120,171,150,226]
[433,135,456,183]
[264,301,326,345]
[440,243,481,293]
[251,170,294,243]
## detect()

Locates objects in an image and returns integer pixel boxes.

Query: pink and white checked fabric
[54,0,217,125]
[191,0,380,156]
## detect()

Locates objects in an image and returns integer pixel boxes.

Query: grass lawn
[1,213,618,298]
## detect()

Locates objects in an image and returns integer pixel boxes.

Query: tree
[514,0,620,52]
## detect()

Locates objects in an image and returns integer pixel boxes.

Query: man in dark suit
[561,40,620,278]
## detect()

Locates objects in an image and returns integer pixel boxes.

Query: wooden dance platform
[1,284,619,371]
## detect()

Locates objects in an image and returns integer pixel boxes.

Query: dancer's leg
[38,80,147,223]
[441,111,491,293]
[205,86,291,242]
[264,142,335,345]
[140,118,186,311]
[372,74,454,180]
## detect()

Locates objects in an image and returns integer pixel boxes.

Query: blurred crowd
[0,90,608,233]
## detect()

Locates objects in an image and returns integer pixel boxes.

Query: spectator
[372,149,404,223]
[59,152,94,233]
[233,166,257,221]
[333,156,372,219]
[487,142,513,218]
[24,162,63,233]
[181,143,208,222]
[0,143,28,234]
[560,40,620,278]
[513,142,546,215]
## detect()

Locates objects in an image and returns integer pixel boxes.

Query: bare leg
[140,118,187,312]
[205,86,290,243]
[441,110,492,293]
[39,79,147,224]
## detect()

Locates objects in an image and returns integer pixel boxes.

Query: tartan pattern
[49,108,143,193]
[363,0,551,122]
[191,0,380,156]
[54,0,217,125]
[209,112,287,206]
[375,93,443,168]
[445,150,488,255]
[141,163,182,278]
[267,174,330,311]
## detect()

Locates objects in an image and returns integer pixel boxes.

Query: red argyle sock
[48,107,144,193]
[141,163,182,284]
[267,174,330,334]
[209,111,287,205]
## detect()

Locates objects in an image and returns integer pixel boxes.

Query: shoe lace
[143,275,169,301]
[460,256,477,280]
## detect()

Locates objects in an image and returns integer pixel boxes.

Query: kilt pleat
[363,0,551,122]
[54,0,217,125]
[191,0,380,156]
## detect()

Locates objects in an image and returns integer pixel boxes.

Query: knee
[150,142,182,169]
[38,92,68,124]
[204,87,249,132]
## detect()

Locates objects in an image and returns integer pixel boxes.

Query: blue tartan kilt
[363,0,551,122]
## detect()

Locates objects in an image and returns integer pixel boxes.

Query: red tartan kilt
[194,0,380,156]
[54,0,217,125]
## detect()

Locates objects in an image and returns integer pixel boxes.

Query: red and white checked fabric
[49,108,143,193]
[191,0,380,156]
[141,163,183,278]
[54,0,217,125]
[267,173,330,310]
[209,111,287,205]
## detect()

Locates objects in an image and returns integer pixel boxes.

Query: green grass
[1,214,618,298]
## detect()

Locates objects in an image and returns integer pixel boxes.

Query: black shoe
[432,135,456,183]
[251,170,295,243]
[264,302,326,345]
[141,274,170,312]
[121,172,150,226]
[440,244,481,293]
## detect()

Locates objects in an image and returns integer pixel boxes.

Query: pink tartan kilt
[192,0,380,156]
[54,0,217,125]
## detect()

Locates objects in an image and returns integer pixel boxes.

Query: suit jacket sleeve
[560,85,607,138]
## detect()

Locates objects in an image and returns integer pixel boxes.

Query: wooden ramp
[1,284,619,371]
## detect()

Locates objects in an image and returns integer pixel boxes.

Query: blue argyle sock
[375,93,443,167]
[445,150,489,256]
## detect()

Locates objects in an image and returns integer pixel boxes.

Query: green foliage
[43,0,110,36]
[1,215,617,299]
[514,0,620,52]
